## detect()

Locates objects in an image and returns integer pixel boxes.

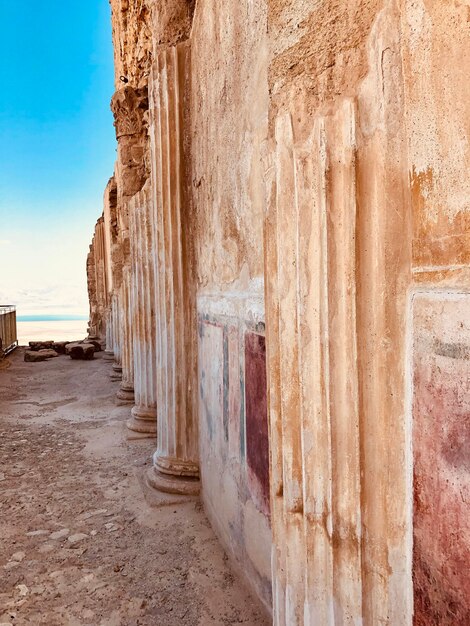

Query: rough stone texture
[67,344,95,361]
[52,342,68,355]
[86,340,102,353]
[86,1,470,622]
[191,0,268,288]
[28,341,54,352]
[403,0,470,274]
[24,350,59,363]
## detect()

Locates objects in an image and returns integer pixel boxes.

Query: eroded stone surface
[24,350,59,363]
[28,341,54,352]
[66,343,95,361]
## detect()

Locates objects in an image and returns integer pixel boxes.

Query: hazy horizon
[16,319,89,345]
[17,314,89,321]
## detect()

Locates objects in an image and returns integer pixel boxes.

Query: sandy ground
[16,321,89,345]
[0,348,269,626]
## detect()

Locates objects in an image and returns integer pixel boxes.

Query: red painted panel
[228,326,241,460]
[245,332,269,517]
[413,295,470,625]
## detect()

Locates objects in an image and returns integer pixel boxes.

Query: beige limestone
[86,0,470,622]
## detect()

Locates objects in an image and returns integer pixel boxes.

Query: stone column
[117,269,135,403]
[127,185,158,436]
[111,293,123,381]
[146,42,199,495]
[86,240,98,339]
[104,303,114,361]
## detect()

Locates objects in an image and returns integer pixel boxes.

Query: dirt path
[0,349,269,626]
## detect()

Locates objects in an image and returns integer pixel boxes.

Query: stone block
[86,339,102,352]
[67,343,95,360]
[24,349,59,362]
[28,341,54,352]
[52,341,68,354]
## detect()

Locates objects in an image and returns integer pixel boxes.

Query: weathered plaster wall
[403,2,470,623]
[87,0,470,622]
[198,311,272,608]
[110,0,153,88]
[190,0,271,609]
[402,0,470,276]
[267,0,381,121]
[191,0,268,288]
[110,0,195,88]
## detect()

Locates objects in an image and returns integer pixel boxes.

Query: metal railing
[0,305,18,358]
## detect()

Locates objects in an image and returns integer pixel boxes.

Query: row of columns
[105,41,199,496]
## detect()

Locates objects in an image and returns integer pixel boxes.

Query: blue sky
[0,1,116,315]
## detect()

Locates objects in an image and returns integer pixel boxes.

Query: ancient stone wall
[87,0,470,622]
[190,0,272,606]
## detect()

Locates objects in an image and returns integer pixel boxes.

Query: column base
[116,383,134,404]
[146,466,200,496]
[146,453,200,496]
[110,363,122,381]
[126,405,157,436]
[103,350,115,361]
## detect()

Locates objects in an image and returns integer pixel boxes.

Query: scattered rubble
[24,338,103,362]
[0,349,268,625]
[52,341,68,354]
[28,341,55,351]
[67,533,89,546]
[86,339,103,352]
[66,343,95,360]
[24,349,59,362]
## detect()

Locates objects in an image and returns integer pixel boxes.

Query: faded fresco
[413,293,470,625]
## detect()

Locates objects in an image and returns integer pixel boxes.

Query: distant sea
[16,315,89,345]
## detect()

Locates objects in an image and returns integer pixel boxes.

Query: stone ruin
[24,339,103,362]
[84,1,470,623]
